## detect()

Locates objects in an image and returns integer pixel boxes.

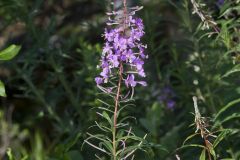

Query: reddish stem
[204,138,212,160]
[113,63,123,160]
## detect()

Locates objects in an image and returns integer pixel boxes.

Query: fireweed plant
[176,0,240,159]
[180,97,219,160]
[84,1,148,159]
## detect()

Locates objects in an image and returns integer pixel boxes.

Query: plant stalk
[113,1,126,159]
[113,62,123,160]
[203,137,212,160]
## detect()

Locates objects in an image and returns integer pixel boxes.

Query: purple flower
[135,18,144,29]
[118,37,128,50]
[133,58,144,70]
[138,81,147,86]
[103,42,112,55]
[158,86,177,110]
[125,50,136,63]
[127,37,135,48]
[108,54,119,67]
[95,77,103,85]
[125,74,147,88]
[167,100,176,109]
[139,46,146,59]
[138,69,146,77]
[125,74,137,87]
[101,59,109,68]
[100,68,109,78]
[95,6,147,88]
[104,29,114,42]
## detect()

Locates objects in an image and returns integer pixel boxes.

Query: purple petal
[95,77,103,85]
[137,81,147,86]
[167,100,176,109]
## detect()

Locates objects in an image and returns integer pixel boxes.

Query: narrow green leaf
[210,148,216,160]
[0,44,21,60]
[99,141,113,153]
[221,113,240,124]
[222,64,240,78]
[213,130,230,148]
[64,132,81,152]
[183,133,199,145]
[95,121,111,132]
[219,6,240,17]
[215,98,240,120]
[102,111,113,126]
[6,148,14,160]
[199,149,206,160]
[20,155,29,160]
[223,43,240,57]
[178,144,207,151]
[144,142,168,153]
[0,80,6,97]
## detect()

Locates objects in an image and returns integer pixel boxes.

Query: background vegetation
[0,0,240,159]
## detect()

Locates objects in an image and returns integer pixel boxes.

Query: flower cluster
[95,7,148,88]
[158,86,176,109]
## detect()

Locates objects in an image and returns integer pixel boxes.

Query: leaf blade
[0,80,6,97]
[0,44,21,60]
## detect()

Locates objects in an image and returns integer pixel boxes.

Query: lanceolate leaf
[102,111,113,127]
[199,149,206,160]
[0,80,6,97]
[213,129,231,148]
[222,64,240,78]
[209,147,216,160]
[0,45,21,60]
[219,6,240,18]
[64,132,81,152]
[220,113,240,124]
[183,133,200,145]
[178,144,207,151]
[6,148,14,160]
[215,98,240,120]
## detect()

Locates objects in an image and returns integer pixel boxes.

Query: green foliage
[0,80,6,97]
[0,44,21,96]
[0,45,21,61]
[222,64,240,78]
[199,149,206,160]
[7,148,28,160]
